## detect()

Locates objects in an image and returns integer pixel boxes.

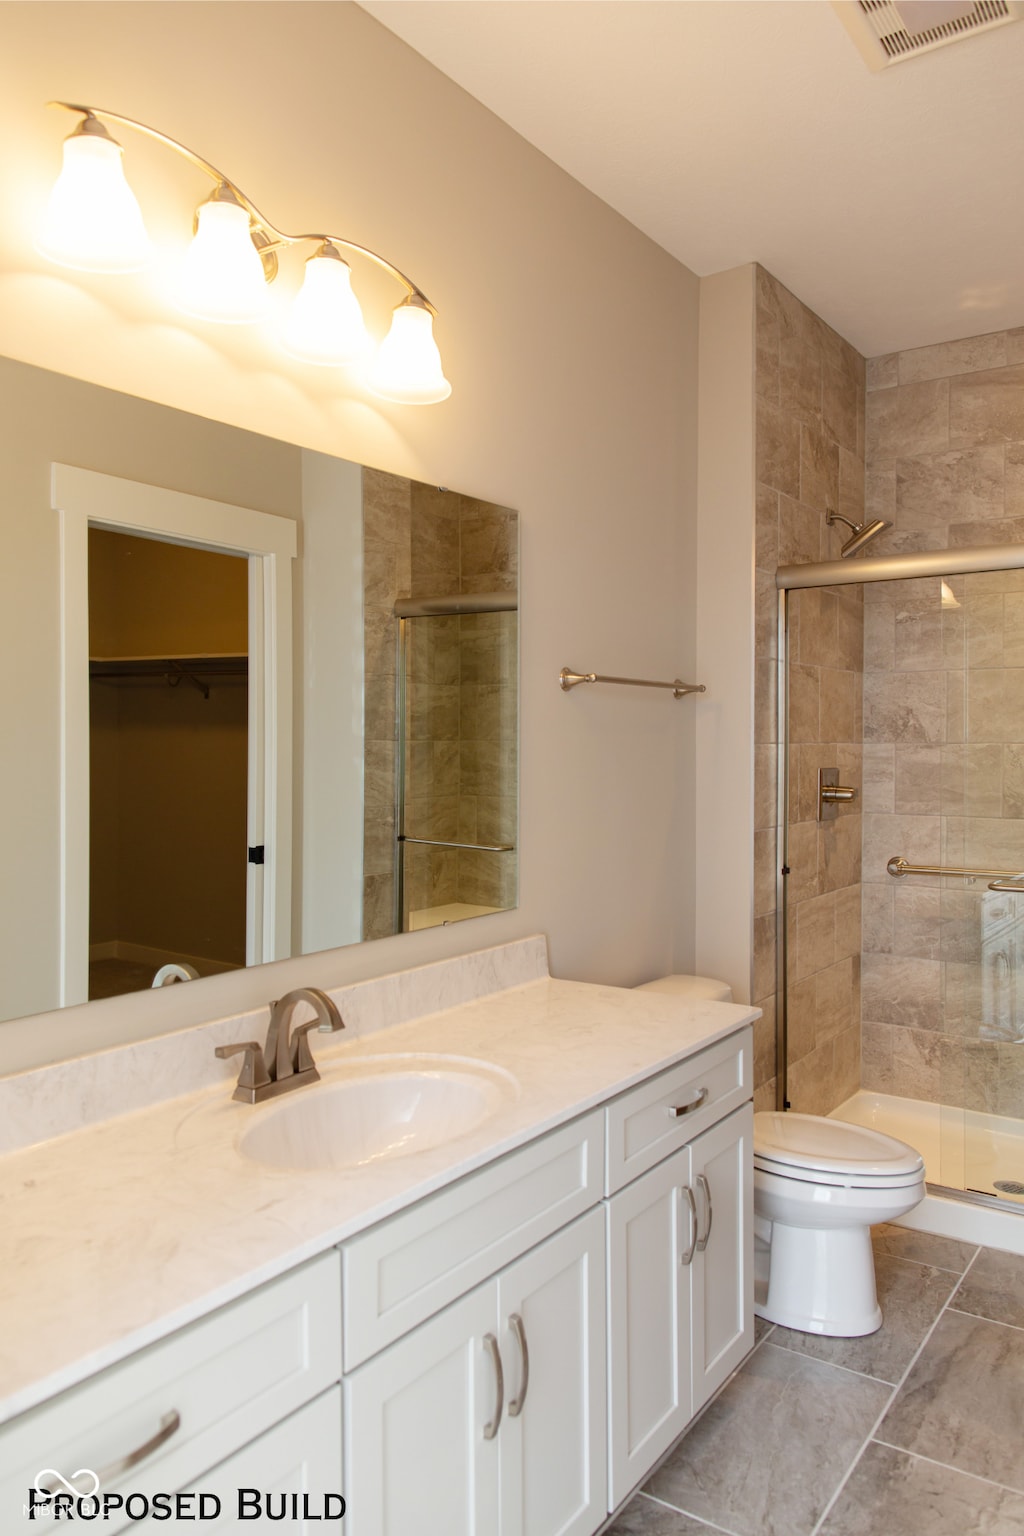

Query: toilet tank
[633,974,733,1003]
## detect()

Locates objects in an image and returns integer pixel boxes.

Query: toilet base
[756,1219,883,1337]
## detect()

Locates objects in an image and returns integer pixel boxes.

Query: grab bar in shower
[398,835,515,853]
[559,667,706,698]
[887,855,1024,886]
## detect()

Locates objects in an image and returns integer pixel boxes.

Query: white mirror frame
[53,464,298,1005]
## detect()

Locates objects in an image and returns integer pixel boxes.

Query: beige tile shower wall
[362,479,518,935]
[755,267,865,1116]
[362,468,411,940]
[863,327,1024,1108]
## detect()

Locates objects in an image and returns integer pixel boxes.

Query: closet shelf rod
[559,667,706,699]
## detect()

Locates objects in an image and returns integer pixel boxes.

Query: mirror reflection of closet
[87,529,249,999]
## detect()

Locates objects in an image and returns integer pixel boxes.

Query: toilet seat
[754,1111,925,1188]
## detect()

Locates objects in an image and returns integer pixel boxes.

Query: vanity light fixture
[37,102,452,404]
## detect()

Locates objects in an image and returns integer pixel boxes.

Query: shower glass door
[782,545,1024,1206]
[938,568,1024,1202]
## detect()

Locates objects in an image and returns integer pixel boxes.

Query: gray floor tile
[605,1494,730,1535]
[880,1309,1024,1493]
[818,1441,1024,1536]
[753,1316,774,1345]
[871,1222,979,1275]
[644,1342,890,1536]
[770,1252,958,1384]
[952,1245,1024,1329]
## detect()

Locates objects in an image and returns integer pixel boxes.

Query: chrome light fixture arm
[48,101,434,310]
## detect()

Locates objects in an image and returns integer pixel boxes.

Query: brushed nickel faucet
[215,987,345,1104]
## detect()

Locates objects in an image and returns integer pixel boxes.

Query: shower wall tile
[868,353,898,391]
[862,883,894,954]
[866,378,949,466]
[834,882,862,959]
[898,331,1008,385]
[863,671,945,744]
[895,745,942,814]
[862,953,942,1029]
[949,364,1024,450]
[819,813,862,893]
[862,811,940,885]
[754,828,777,918]
[757,397,802,498]
[896,445,1004,528]
[862,742,896,811]
[756,267,864,1113]
[801,421,840,512]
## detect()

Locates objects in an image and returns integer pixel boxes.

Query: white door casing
[53,463,297,1004]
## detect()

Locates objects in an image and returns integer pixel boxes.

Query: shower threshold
[830,1090,1024,1257]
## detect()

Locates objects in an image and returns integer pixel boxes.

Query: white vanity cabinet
[605,1032,754,1510]
[341,1112,608,1536]
[344,1208,606,1536]
[0,1254,342,1534]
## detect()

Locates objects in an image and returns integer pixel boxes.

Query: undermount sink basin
[237,1055,517,1172]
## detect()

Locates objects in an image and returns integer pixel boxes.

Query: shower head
[826,510,891,558]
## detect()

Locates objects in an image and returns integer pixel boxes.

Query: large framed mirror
[0,354,518,1028]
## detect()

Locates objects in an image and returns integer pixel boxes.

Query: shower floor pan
[830,1090,1024,1256]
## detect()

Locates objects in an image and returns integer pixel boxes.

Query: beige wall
[754,267,866,1116]
[0,3,700,1068]
[862,327,1024,1112]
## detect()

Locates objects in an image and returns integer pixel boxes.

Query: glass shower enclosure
[777,543,1024,1208]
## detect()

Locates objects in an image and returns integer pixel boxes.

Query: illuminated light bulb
[283,242,371,366]
[177,185,269,324]
[366,296,452,405]
[37,116,150,273]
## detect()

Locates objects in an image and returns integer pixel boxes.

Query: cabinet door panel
[691,1103,753,1413]
[499,1208,607,1536]
[607,1146,692,1510]
[344,1284,499,1536]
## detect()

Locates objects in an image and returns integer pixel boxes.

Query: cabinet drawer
[605,1028,752,1194]
[0,1253,341,1535]
[342,1110,604,1369]
[137,1388,344,1533]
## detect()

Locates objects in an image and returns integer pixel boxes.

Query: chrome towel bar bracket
[559,667,706,699]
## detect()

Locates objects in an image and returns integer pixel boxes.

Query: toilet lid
[754,1111,925,1179]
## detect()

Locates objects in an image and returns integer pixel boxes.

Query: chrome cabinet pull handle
[37,1411,181,1497]
[668,1087,708,1119]
[507,1313,530,1418]
[696,1173,713,1252]
[482,1333,504,1440]
[680,1185,698,1266]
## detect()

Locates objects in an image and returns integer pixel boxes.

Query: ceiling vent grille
[833,0,1022,68]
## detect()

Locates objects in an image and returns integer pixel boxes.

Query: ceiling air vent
[833,0,1023,68]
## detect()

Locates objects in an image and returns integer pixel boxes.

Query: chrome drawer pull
[680,1185,698,1267]
[482,1333,504,1440]
[696,1173,713,1252]
[37,1410,181,1497]
[507,1312,530,1418]
[668,1087,708,1119]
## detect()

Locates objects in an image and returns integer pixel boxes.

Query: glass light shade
[178,197,268,324]
[367,300,452,405]
[37,131,150,273]
[283,248,371,366]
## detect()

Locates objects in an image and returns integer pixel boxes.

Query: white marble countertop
[0,965,756,1424]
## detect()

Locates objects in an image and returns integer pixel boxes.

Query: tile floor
[606,1226,1024,1536]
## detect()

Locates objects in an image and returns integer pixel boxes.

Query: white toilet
[635,973,927,1339]
[753,1111,925,1336]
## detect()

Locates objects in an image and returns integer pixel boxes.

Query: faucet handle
[215,1040,271,1096]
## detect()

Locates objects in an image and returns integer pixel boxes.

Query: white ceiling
[359,0,1024,358]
